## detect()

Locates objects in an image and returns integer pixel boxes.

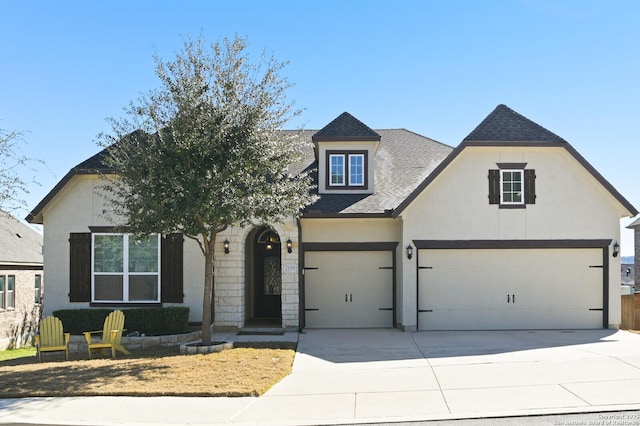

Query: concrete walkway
[3,329,640,425]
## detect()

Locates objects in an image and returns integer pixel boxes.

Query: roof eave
[312,136,381,143]
[26,168,115,224]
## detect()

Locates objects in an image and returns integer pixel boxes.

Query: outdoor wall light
[286,238,293,254]
[224,239,230,254]
[406,244,413,260]
[613,241,620,258]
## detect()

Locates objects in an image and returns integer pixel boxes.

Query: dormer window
[327,151,368,189]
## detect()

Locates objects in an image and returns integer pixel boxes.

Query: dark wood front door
[254,240,282,319]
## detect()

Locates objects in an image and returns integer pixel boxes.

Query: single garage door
[418,248,603,330]
[304,251,394,328]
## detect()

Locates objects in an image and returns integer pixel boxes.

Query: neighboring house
[627,217,640,291]
[622,263,634,288]
[0,211,43,349]
[27,105,638,331]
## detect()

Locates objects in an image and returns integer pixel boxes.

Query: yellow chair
[35,316,70,362]
[84,310,130,359]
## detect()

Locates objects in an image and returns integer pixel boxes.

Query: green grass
[0,347,36,361]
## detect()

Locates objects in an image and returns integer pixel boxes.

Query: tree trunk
[201,236,216,346]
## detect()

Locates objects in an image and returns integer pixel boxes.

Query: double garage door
[304,251,394,328]
[417,248,605,330]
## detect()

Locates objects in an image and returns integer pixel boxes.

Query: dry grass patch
[0,344,296,397]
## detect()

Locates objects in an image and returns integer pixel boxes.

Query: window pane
[330,155,345,185]
[94,235,124,272]
[129,275,159,301]
[7,276,14,308]
[501,170,524,204]
[94,275,124,301]
[129,236,159,272]
[0,276,4,310]
[35,275,42,304]
[349,154,364,186]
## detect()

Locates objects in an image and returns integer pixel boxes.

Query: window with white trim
[326,151,368,189]
[6,275,14,309]
[92,233,161,303]
[329,154,345,186]
[500,169,524,205]
[35,274,42,304]
[0,276,4,310]
[348,154,364,186]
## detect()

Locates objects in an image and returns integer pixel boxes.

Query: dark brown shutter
[488,169,500,204]
[524,169,536,204]
[69,233,91,302]
[161,233,184,303]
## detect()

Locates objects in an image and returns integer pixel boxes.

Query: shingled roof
[0,211,42,266]
[464,104,566,143]
[312,112,381,142]
[27,106,637,223]
[305,129,453,215]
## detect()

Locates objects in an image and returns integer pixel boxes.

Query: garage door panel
[418,248,603,330]
[305,251,393,328]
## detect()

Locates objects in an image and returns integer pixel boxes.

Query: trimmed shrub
[53,307,189,336]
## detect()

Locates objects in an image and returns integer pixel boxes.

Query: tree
[99,36,316,345]
[0,128,39,214]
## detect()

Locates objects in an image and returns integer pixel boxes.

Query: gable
[399,145,633,240]
[394,105,638,219]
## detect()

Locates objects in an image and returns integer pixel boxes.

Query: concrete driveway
[234,328,640,424]
[3,329,640,425]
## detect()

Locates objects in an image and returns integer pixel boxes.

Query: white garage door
[418,248,603,330]
[304,251,393,328]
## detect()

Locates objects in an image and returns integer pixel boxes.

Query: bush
[52,307,189,336]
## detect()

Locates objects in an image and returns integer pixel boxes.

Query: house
[0,211,43,349]
[26,105,638,331]
[622,263,635,286]
[627,217,640,291]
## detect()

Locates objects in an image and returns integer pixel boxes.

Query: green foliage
[53,307,189,336]
[0,128,41,212]
[98,35,316,240]
[96,35,316,345]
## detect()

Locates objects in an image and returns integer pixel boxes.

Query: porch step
[237,327,286,336]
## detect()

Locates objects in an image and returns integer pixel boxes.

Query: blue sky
[1,0,638,254]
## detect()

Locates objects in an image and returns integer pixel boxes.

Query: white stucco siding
[301,218,399,242]
[39,175,205,322]
[403,147,624,240]
[41,175,108,317]
[399,146,627,329]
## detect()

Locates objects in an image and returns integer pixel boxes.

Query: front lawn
[0,343,295,397]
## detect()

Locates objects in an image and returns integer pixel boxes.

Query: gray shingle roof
[304,129,453,215]
[27,106,637,222]
[312,112,381,142]
[0,210,42,265]
[628,217,640,229]
[464,104,566,143]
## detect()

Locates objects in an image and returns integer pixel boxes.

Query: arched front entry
[245,227,282,326]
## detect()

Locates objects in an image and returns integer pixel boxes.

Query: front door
[253,229,282,319]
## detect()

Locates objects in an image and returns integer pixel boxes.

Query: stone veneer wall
[65,329,203,354]
[214,219,300,329]
[0,269,42,350]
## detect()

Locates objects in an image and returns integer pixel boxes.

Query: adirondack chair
[35,316,70,362]
[84,310,130,359]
